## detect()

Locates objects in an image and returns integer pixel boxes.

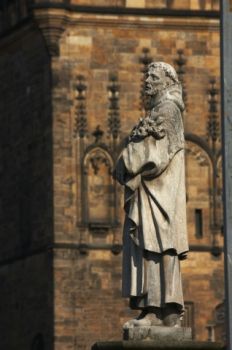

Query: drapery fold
[114,96,188,310]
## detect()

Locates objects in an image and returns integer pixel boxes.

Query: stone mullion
[206,77,221,249]
[74,75,88,230]
[107,72,120,154]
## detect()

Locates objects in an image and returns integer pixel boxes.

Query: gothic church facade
[0,1,224,349]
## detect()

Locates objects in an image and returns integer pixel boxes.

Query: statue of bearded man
[114,62,189,328]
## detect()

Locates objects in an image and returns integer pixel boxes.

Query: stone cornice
[65,15,219,32]
[0,242,224,267]
[33,8,69,56]
[31,2,220,19]
[32,6,219,56]
[0,3,219,55]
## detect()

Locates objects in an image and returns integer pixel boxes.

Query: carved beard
[145,80,172,97]
[145,85,159,96]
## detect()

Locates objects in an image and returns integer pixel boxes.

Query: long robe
[114,95,188,310]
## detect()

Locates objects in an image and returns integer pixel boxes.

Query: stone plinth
[92,340,223,350]
[123,326,192,341]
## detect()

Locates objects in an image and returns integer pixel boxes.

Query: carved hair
[148,62,179,85]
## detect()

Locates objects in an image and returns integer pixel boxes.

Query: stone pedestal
[123,326,192,341]
[92,328,223,350]
[92,340,223,350]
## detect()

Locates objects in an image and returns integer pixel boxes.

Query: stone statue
[114,62,189,332]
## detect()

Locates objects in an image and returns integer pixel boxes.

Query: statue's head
[145,62,179,96]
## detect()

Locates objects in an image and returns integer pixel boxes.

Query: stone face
[123,326,192,342]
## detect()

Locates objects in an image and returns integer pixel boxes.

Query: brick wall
[0,2,224,349]
[52,8,223,349]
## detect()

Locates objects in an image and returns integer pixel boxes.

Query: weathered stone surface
[54,10,224,349]
[0,1,224,350]
[114,62,188,328]
[0,14,53,350]
[123,326,192,342]
[92,340,223,350]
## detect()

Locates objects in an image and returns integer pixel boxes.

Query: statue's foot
[123,319,136,329]
[133,312,163,327]
[163,303,182,327]
[123,309,162,329]
[123,310,146,329]
[163,313,181,327]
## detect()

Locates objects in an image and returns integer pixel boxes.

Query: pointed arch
[82,146,115,227]
[185,137,212,242]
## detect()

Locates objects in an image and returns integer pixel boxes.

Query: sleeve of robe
[114,135,170,191]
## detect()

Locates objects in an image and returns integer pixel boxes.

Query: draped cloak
[114,88,189,310]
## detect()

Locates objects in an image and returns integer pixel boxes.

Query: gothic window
[214,302,226,343]
[182,301,195,337]
[185,140,211,241]
[195,208,203,238]
[83,147,115,229]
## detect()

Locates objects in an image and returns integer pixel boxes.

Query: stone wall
[47,0,219,10]
[0,1,224,349]
[0,23,53,349]
[51,8,223,350]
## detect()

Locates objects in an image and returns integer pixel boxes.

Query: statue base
[92,340,223,350]
[123,326,192,341]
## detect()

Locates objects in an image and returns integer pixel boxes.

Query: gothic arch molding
[81,146,117,230]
